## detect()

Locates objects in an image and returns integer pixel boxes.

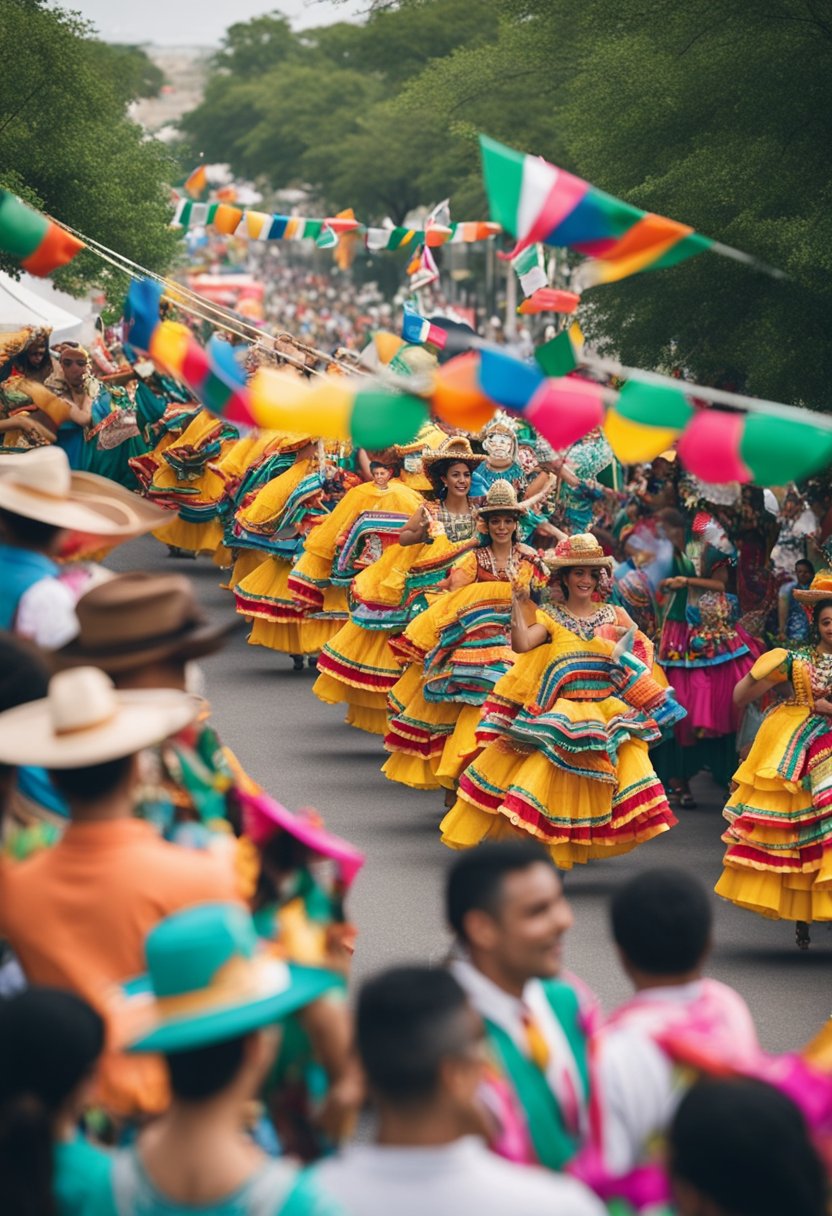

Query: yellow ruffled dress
[233,456,346,657]
[440,603,679,868]
[313,532,477,736]
[150,409,239,556]
[715,649,832,922]
[383,548,547,789]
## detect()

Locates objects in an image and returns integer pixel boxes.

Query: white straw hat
[0,448,167,538]
[0,667,198,769]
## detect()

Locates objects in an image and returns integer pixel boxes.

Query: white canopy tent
[0,272,91,343]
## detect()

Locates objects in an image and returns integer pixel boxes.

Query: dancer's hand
[814,697,832,715]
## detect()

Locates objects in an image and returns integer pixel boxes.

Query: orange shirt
[0,818,241,1117]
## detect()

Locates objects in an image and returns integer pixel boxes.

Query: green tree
[180,0,502,220]
[0,0,179,297]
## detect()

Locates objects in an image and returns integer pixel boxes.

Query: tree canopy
[0,0,178,296]
[184,0,832,407]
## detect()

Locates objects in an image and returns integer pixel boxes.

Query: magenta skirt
[660,621,760,743]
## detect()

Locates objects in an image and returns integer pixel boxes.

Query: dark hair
[0,509,62,552]
[252,829,313,912]
[670,1078,827,1216]
[811,597,832,630]
[611,868,712,975]
[446,841,553,942]
[428,459,473,500]
[357,967,472,1104]
[0,633,49,714]
[795,559,814,574]
[0,987,104,1216]
[165,1035,248,1102]
[50,754,134,802]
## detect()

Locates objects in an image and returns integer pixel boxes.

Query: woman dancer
[383,480,548,791]
[716,572,832,948]
[440,533,681,866]
[655,507,760,805]
[313,439,483,736]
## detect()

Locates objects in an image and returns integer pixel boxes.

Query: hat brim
[123,960,337,1054]
[0,468,168,538]
[477,505,526,519]
[0,689,198,768]
[545,554,614,570]
[241,791,365,886]
[55,619,236,675]
[422,452,484,471]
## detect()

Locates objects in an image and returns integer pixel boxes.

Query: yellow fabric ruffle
[715,866,832,922]
[152,516,225,554]
[435,704,481,788]
[344,703,388,735]
[236,456,314,529]
[226,548,266,591]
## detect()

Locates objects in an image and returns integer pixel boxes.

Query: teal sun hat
[119,902,335,1055]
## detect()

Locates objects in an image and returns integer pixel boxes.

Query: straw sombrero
[0,667,197,769]
[0,447,167,540]
[421,435,483,475]
[476,479,526,519]
[545,532,614,570]
[793,571,832,605]
[118,902,335,1054]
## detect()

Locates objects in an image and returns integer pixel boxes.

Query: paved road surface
[111,537,832,1052]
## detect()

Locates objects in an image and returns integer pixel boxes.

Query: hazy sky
[63,0,367,46]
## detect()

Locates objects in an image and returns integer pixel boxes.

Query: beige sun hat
[476,478,526,519]
[545,532,614,570]
[0,666,198,769]
[0,448,168,539]
[421,434,484,472]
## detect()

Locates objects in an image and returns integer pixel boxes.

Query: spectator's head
[124,903,333,1109]
[0,988,105,1216]
[446,843,571,990]
[611,868,712,987]
[795,559,814,589]
[0,667,197,820]
[669,1077,827,1216]
[357,967,484,1129]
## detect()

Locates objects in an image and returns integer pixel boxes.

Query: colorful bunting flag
[517,288,581,315]
[512,244,547,296]
[534,324,584,378]
[249,368,429,448]
[604,381,693,463]
[479,134,773,291]
[401,305,447,350]
[183,165,208,199]
[0,191,84,276]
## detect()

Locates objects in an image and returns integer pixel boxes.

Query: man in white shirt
[311,966,604,1216]
[446,842,596,1170]
[571,868,761,1207]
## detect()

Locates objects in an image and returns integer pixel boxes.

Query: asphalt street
[111,536,832,1053]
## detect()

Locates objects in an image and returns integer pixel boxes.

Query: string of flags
[480,134,784,292]
[0,190,84,276]
[171,196,501,251]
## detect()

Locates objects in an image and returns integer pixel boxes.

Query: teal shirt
[54,1135,117,1216]
[97,1145,341,1215]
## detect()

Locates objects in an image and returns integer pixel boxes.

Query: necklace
[544,602,616,639]
[477,543,519,579]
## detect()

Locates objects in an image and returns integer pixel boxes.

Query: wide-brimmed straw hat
[0,448,167,541]
[793,571,832,605]
[240,788,365,887]
[0,667,197,769]
[421,435,484,475]
[476,478,526,519]
[118,902,335,1054]
[545,532,614,570]
[56,573,233,674]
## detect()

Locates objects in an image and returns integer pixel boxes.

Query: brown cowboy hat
[56,572,234,674]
